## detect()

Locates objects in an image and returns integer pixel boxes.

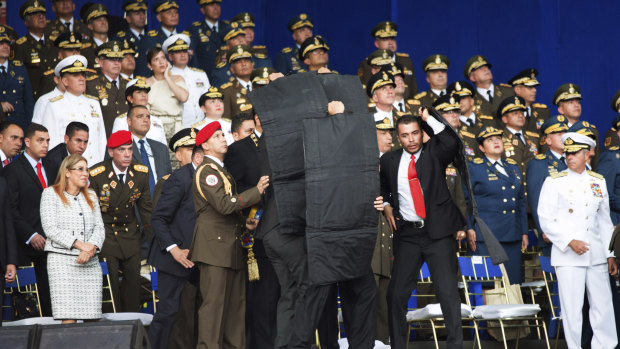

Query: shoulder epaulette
[550,171,568,179]
[588,170,604,180]
[81,42,92,48]
[85,94,99,100]
[505,158,517,165]
[460,130,475,138]
[12,60,23,66]
[43,69,54,76]
[219,45,227,50]
[192,21,201,26]
[535,154,546,160]
[610,146,620,151]
[473,158,483,164]
[414,91,427,99]
[253,45,266,49]
[86,75,98,81]
[181,30,190,36]
[191,120,205,128]
[281,47,292,53]
[368,102,376,108]
[116,112,127,119]
[532,103,547,109]
[395,111,411,117]
[499,83,512,88]
[479,114,494,120]
[215,61,226,69]
[396,52,409,57]
[254,53,266,59]
[189,67,205,73]
[49,95,64,102]
[147,30,157,37]
[161,174,170,181]
[591,123,597,129]
[526,131,540,138]
[134,164,149,173]
[116,31,126,38]
[16,37,26,45]
[406,99,420,105]
[220,82,232,89]
[89,166,105,177]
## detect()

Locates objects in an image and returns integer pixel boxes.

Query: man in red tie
[0,122,24,175]
[380,108,465,348]
[4,122,53,316]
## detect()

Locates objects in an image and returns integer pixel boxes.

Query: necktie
[0,66,5,75]
[494,161,506,175]
[118,173,124,187]
[408,154,426,219]
[139,33,144,40]
[467,118,474,127]
[2,158,8,167]
[64,22,71,30]
[111,80,118,91]
[515,132,525,145]
[213,25,218,33]
[139,140,156,196]
[560,156,566,166]
[487,90,493,103]
[38,39,44,46]
[36,162,46,189]
[398,102,404,112]
[440,90,446,97]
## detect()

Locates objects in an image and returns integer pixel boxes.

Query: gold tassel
[247,248,260,281]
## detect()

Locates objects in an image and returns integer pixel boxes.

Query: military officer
[367,71,407,150]
[146,0,184,48]
[250,66,276,90]
[497,96,539,179]
[538,132,618,349]
[298,35,334,72]
[191,121,267,349]
[45,0,91,40]
[114,0,150,77]
[468,127,528,283]
[603,90,620,150]
[380,62,419,113]
[568,120,600,171]
[14,0,59,102]
[508,68,550,133]
[526,115,568,256]
[0,25,18,44]
[120,39,137,80]
[598,114,620,225]
[447,80,485,160]
[273,13,313,75]
[80,3,111,70]
[464,54,514,118]
[358,21,417,98]
[38,55,107,165]
[414,54,449,107]
[90,130,153,312]
[231,12,270,62]
[210,33,271,88]
[187,0,230,75]
[0,32,34,130]
[365,49,395,80]
[219,45,255,121]
[85,41,128,137]
[213,22,247,69]
[193,87,234,145]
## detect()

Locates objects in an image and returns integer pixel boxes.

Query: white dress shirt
[130,28,145,39]
[236,77,252,91]
[506,126,526,144]
[431,88,446,97]
[392,99,406,112]
[205,19,218,32]
[487,156,507,176]
[112,161,128,184]
[206,155,224,168]
[161,27,177,37]
[0,149,7,166]
[477,84,495,102]
[374,107,393,125]
[94,37,108,47]
[133,135,158,183]
[459,112,476,127]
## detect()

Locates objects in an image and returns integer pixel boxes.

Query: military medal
[102,98,108,106]
[591,183,603,197]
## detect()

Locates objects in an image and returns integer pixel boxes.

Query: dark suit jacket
[0,177,18,272]
[132,138,173,181]
[379,123,465,239]
[224,134,260,194]
[4,155,51,262]
[42,143,68,184]
[255,136,279,240]
[148,164,196,276]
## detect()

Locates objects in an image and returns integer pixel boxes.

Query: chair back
[538,256,561,319]
[100,259,117,313]
[458,256,508,307]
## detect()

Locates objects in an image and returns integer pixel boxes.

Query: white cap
[54,55,88,77]
[561,132,596,153]
[162,33,191,55]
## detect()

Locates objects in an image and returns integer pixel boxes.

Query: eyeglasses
[69,167,89,173]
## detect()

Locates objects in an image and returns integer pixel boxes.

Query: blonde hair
[52,154,95,210]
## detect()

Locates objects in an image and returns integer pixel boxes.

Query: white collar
[104,74,119,85]
[205,19,218,29]
[161,27,177,37]
[254,130,262,138]
[62,18,74,26]
[23,151,41,169]
[93,37,108,47]
[120,72,133,80]
[459,112,476,124]
[550,150,563,159]
[130,28,145,38]
[486,156,503,166]
[29,32,44,42]
[206,155,224,168]
[476,84,494,97]
[506,126,523,135]
[112,161,128,176]
[431,88,445,96]
[401,147,422,162]
[567,168,587,177]
[0,60,8,70]
[237,77,251,91]
[0,149,6,162]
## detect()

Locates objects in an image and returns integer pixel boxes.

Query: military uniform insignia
[414,91,427,99]
[90,166,105,177]
[147,30,157,37]
[110,181,117,189]
[16,37,26,45]
[134,164,149,173]
[396,52,409,57]
[550,171,567,179]
[479,115,493,120]
[128,180,134,189]
[445,167,457,177]
[506,158,517,165]
[535,154,546,160]
[473,158,483,164]
[464,146,475,156]
[162,174,170,180]
[605,137,612,147]
[610,146,620,151]
[206,174,219,186]
[587,171,604,180]
[591,183,603,197]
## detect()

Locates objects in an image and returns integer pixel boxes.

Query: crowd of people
[0,0,619,348]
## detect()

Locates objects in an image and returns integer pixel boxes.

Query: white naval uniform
[538,169,617,349]
[192,117,234,145]
[38,92,107,165]
[170,65,210,127]
[111,112,168,146]
[31,87,63,124]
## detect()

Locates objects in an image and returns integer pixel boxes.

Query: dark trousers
[100,253,141,312]
[31,254,52,317]
[168,279,200,349]
[388,225,462,349]
[317,287,338,349]
[374,274,390,344]
[148,269,198,349]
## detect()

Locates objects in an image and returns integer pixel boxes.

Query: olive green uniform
[86,75,129,137]
[473,83,514,119]
[220,79,250,121]
[501,128,540,182]
[13,35,58,101]
[524,103,550,133]
[358,52,418,99]
[371,214,392,344]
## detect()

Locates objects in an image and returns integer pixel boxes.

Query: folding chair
[458,256,550,349]
[149,266,158,313]
[8,264,43,318]
[539,256,562,349]
[100,258,117,313]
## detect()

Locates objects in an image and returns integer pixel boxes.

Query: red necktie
[36,162,47,189]
[408,154,426,219]
[2,158,8,167]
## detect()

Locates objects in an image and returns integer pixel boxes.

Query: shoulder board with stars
[414,91,427,99]
[189,67,205,73]
[117,112,127,119]
[16,37,26,45]
[49,95,64,103]
[532,103,547,109]
[13,60,23,66]
[587,170,604,180]
[86,75,98,81]
[134,164,149,173]
[525,131,540,138]
[550,171,568,179]
[479,115,494,120]
[499,83,512,88]
[460,130,475,138]
[181,30,190,36]
[116,31,126,38]
[610,146,620,151]
[191,119,206,128]
[396,52,409,57]
[368,102,376,108]
[147,30,158,37]
[473,158,483,164]
[43,69,54,76]
[89,166,105,177]
[535,154,546,160]
[407,99,420,105]
[85,94,99,100]
[161,174,170,181]
[253,45,266,49]
[220,82,232,89]
[281,47,292,53]
[505,158,517,165]
[192,21,201,27]
[216,61,227,69]
[254,53,266,59]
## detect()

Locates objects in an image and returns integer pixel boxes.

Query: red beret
[195,121,222,146]
[107,130,132,148]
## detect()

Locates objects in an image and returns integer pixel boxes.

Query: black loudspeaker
[0,325,36,349]
[38,320,150,349]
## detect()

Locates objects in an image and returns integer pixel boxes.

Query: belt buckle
[415,220,425,228]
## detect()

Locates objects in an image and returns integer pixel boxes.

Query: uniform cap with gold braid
[123,0,148,12]
[232,12,255,28]
[422,54,449,72]
[125,78,151,98]
[476,126,504,144]
[568,120,596,139]
[540,115,569,135]
[54,31,82,49]
[366,71,395,97]
[376,118,394,130]
[464,55,491,79]
[508,68,540,87]
[366,49,394,67]
[371,21,397,38]
[611,90,620,112]
[447,80,475,98]
[433,94,460,112]
[612,114,620,130]
[83,3,109,23]
[553,83,582,106]
[380,62,404,78]
[196,121,222,146]
[169,128,199,152]
[162,33,190,55]
[497,96,526,118]
[121,39,137,56]
[288,13,314,32]
[198,0,222,5]
[0,33,10,43]
[55,55,89,77]
[223,21,246,42]
[251,67,276,86]
[152,0,178,14]
[107,130,133,148]
[19,0,46,20]
[561,132,595,153]
[298,35,329,61]
[96,41,124,59]
[227,44,253,64]
[199,87,223,106]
